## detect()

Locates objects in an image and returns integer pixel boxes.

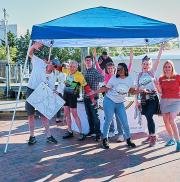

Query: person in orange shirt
[155,60,180,151]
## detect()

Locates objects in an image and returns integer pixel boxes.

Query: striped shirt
[84,67,104,97]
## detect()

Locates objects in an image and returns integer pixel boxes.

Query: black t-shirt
[98,56,113,74]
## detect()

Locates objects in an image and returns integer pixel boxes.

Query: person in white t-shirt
[90,63,137,149]
[25,42,58,145]
[55,71,66,123]
[135,44,163,147]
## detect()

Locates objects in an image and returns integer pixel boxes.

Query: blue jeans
[115,114,124,135]
[109,114,123,135]
[103,96,130,139]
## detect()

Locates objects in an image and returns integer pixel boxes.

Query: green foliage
[0,46,17,63]
[8,31,16,47]
[53,48,81,63]
[16,30,31,63]
[0,46,6,60]
[0,31,18,63]
[10,47,18,63]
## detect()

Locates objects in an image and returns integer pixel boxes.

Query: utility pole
[3,8,11,97]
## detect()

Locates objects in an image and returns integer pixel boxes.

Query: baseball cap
[52,58,61,66]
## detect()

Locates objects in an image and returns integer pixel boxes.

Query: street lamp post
[2,8,11,97]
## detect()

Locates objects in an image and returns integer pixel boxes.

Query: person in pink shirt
[155,60,180,151]
[93,48,133,142]
[94,49,133,84]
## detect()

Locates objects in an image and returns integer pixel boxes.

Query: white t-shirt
[27,55,56,90]
[106,75,134,103]
[136,72,156,91]
[57,72,66,94]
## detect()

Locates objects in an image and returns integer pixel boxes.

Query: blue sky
[0,0,180,36]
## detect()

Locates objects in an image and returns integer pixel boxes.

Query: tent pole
[80,47,88,100]
[178,37,180,48]
[48,40,54,62]
[4,40,32,153]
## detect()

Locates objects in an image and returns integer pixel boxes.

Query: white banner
[27,82,65,120]
[72,100,146,134]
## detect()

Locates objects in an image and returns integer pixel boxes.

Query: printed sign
[27,82,65,119]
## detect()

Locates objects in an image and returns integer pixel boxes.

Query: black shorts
[63,92,78,108]
[25,87,36,116]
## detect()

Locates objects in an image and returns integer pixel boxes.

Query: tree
[16,30,30,64]
[0,31,18,63]
[53,48,81,63]
[8,31,16,47]
[9,47,18,63]
[0,46,6,60]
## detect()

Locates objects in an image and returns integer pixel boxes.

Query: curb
[0,110,27,120]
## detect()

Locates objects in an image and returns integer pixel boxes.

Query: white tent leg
[4,40,32,153]
[178,37,180,48]
[48,42,53,62]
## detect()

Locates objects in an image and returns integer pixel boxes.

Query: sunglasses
[117,66,124,71]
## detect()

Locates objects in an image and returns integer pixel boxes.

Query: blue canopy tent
[31,6,179,47]
[4,7,179,153]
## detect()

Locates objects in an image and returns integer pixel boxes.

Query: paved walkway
[0,116,180,182]
[0,100,25,111]
[0,100,26,120]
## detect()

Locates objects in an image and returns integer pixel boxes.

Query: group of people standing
[25,41,180,152]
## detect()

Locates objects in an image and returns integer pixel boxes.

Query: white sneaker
[116,134,124,142]
[108,132,115,138]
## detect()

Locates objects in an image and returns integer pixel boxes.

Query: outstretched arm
[128,48,133,73]
[152,43,164,73]
[89,86,110,96]
[29,42,43,60]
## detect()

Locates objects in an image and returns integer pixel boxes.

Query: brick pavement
[0,116,180,182]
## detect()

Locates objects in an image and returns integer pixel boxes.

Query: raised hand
[93,48,97,59]
[98,57,103,65]
[32,42,43,50]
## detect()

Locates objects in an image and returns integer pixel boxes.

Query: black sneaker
[78,133,86,141]
[28,136,37,145]
[102,138,109,149]
[86,131,94,137]
[47,136,58,144]
[56,119,63,123]
[62,131,74,139]
[126,138,136,148]
[95,134,101,142]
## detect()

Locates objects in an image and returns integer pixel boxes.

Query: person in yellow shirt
[57,60,95,140]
